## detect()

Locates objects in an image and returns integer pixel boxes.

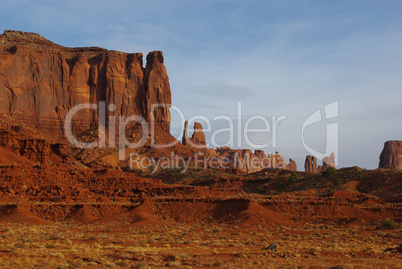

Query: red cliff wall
[379,140,402,169]
[0,30,171,140]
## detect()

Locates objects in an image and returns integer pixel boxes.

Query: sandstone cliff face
[0,30,171,140]
[379,141,402,169]
[0,111,49,163]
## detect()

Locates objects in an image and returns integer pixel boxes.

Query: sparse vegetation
[379,219,400,230]
[334,178,342,187]
[289,172,298,183]
[0,217,400,268]
[322,167,337,176]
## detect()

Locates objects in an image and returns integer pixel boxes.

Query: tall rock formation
[379,140,402,169]
[0,30,171,140]
[288,158,297,172]
[305,153,335,172]
[305,155,317,173]
[182,121,189,146]
[182,121,206,148]
[191,122,206,147]
[274,152,287,169]
[322,152,336,171]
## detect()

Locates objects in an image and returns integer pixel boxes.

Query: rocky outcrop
[210,148,295,174]
[288,158,297,172]
[255,150,270,168]
[305,153,335,173]
[274,152,287,169]
[182,121,206,148]
[0,30,171,140]
[379,141,402,169]
[0,127,49,163]
[322,152,336,171]
[191,122,206,147]
[305,155,317,173]
[182,121,189,146]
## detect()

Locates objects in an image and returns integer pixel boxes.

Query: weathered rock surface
[305,153,335,173]
[305,155,317,173]
[288,158,297,172]
[274,152,287,169]
[191,122,206,147]
[379,140,402,169]
[0,30,171,140]
[182,121,189,146]
[211,148,295,174]
[0,30,300,174]
[182,121,206,148]
[322,152,336,171]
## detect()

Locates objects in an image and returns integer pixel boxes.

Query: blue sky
[1,0,402,169]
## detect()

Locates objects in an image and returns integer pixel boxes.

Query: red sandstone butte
[379,140,402,169]
[0,30,171,140]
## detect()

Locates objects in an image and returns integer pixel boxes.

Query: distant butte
[379,140,402,169]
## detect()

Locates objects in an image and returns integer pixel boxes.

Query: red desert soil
[0,164,400,268]
[65,205,98,224]
[0,205,52,225]
[234,201,293,227]
[95,201,162,226]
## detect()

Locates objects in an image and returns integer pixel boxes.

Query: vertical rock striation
[0,30,171,140]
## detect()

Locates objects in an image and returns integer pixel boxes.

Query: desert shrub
[115,260,129,267]
[133,261,147,268]
[334,178,342,187]
[289,172,298,183]
[70,258,84,268]
[309,246,321,254]
[322,167,337,177]
[256,186,266,194]
[166,261,181,267]
[379,219,400,229]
